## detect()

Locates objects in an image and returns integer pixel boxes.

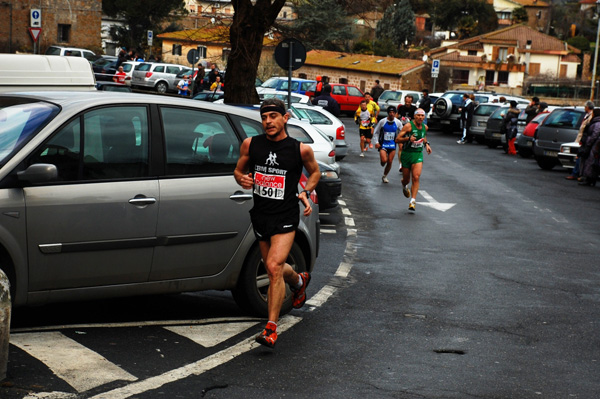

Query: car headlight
[560,146,570,154]
[321,170,339,179]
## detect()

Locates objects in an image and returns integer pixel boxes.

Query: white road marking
[306,285,337,308]
[342,208,352,216]
[417,190,456,212]
[164,321,259,348]
[345,217,355,226]
[10,331,137,392]
[335,262,352,278]
[338,199,346,206]
[320,229,337,234]
[23,392,78,399]
[86,316,302,399]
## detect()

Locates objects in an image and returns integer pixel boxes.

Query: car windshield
[543,109,584,128]
[379,91,402,101]
[122,63,133,72]
[302,108,332,125]
[532,112,549,124]
[442,92,468,105]
[93,58,113,67]
[489,106,509,120]
[474,104,499,116]
[0,98,60,165]
[137,63,152,71]
[45,47,61,55]
[261,77,281,89]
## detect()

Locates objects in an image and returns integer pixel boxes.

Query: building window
[298,73,307,79]
[452,69,469,84]
[468,50,477,56]
[498,71,509,84]
[283,11,287,18]
[498,48,508,62]
[57,24,71,42]
[497,12,511,20]
[221,48,230,63]
[339,78,348,84]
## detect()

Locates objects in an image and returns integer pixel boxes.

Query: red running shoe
[292,272,311,309]
[255,321,277,348]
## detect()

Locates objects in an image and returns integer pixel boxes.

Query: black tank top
[248,134,302,215]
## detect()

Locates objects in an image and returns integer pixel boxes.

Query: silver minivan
[131,62,187,93]
[0,90,319,317]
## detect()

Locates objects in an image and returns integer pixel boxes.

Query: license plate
[492,133,502,138]
[526,141,532,147]
[441,120,450,124]
[544,151,558,157]
[478,121,486,127]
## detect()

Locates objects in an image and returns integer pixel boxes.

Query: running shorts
[400,151,423,169]
[359,128,373,139]
[250,209,299,241]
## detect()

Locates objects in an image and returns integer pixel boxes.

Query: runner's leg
[410,162,423,200]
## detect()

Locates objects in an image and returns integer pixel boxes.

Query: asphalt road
[3,121,600,399]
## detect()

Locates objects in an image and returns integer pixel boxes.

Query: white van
[45,45,96,62]
[0,54,96,92]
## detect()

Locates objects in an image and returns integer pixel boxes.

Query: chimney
[525,40,532,75]
[582,53,591,81]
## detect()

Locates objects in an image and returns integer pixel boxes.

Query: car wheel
[535,156,556,170]
[232,242,307,317]
[474,136,485,145]
[486,140,498,149]
[155,82,168,94]
[517,148,532,158]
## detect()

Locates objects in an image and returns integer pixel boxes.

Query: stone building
[295,50,427,93]
[0,0,102,54]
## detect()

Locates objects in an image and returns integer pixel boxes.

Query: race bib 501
[254,172,285,200]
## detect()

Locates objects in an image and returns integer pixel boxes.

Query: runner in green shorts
[396,108,432,211]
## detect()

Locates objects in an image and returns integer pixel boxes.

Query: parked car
[0,69,319,317]
[429,90,527,133]
[305,83,365,115]
[258,91,311,104]
[193,90,224,102]
[470,102,502,144]
[558,142,580,169]
[313,161,342,211]
[533,107,586,170]
[289,104,348,160]
[119,61,143,86]
[257,77,316,95]
[287,119,340,174]
[483,104,526,148]
[45,45,96,62]
[95,81,132,92]
[376,90,422,119]
[92,57,119,81]
[516,111,551,158]
[131,62,187,93]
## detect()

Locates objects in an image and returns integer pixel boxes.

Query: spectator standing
[177,75,191,96]
[419,89,432,125]
[311,84,341,117]
[578,107,600,186]
[566,101,594,180]
[525,96,540,124]
[371,80,384,102]
[210,76,223,91]
[503,100,520,155]
[113,66,126,84]
[457,93,475,144]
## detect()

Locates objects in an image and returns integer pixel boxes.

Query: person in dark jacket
[504,100,520,155]
[419,89,432,125]
[457,93,475,144]
[579,108,600,186]
[525,96,540,124]
[311,84,340,117]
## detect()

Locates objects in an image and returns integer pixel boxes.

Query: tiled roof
[304,50,425,75]
[157,26,278,46]
[508,0,549,7]
[430,24,580,55]
[562,54,581,63]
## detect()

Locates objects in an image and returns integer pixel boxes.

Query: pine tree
[375,0,416,51]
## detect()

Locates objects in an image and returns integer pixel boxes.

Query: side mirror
[17,164,58,183]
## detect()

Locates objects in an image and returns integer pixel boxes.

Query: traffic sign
[28,27,42,43]
[187,49,199,65]
[431,73,439,79]
[431,59,440,76]
[147,31,153,46]
[274,38,306,71]
[31,9,41,27]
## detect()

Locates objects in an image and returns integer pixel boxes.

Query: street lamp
[590,0,600,102]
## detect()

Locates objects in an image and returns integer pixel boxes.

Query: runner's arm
[299,143,320,216]
[395,123,412,144]
[234,138,253,190]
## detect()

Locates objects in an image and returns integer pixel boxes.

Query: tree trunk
[225,0,286,104]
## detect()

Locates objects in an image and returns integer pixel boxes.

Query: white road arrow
[417,190,456,212]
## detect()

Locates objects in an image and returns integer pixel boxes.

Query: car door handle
[230,191,253,202]
[129,197,157,206]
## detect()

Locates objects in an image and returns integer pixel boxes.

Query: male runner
[355,99,376,157]
[373,106,402,183]
[396,108,432,211]
[396,95,417,171]
[234,98,320,348]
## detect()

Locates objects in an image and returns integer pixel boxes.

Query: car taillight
[299,173,317,203]
[336,126,345,140]
[328,150,335,158]
[145,72,153,78]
